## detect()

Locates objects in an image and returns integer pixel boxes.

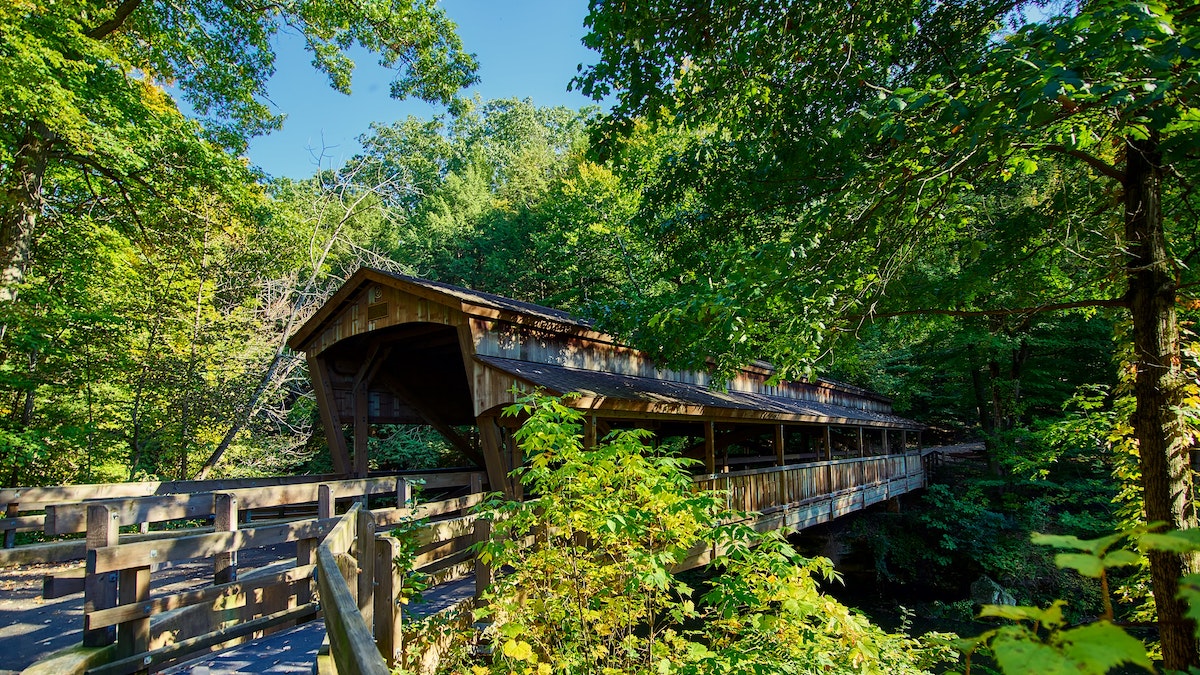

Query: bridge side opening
[310,322,483,479]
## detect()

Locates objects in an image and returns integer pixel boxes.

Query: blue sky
[246,0,602,179]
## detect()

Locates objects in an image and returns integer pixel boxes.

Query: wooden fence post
[5,503,17,548]
[84,504,119,647]
[214,493,237,585]
[374,536,403,667]
[474,518,492,600]
[356,508,375,628]
[396,478,411,509]
[319,484,334,519]
[116,563,151,665]
[470,473,483,495]
[296,537,316,607]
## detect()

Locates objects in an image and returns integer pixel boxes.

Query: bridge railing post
[374,535,403,668]
[474,517,492,600]
[397,478,412,509]
[84,504,119,647]
[356,508,375,629]
[5,502,17,548]
[214,492,238,585]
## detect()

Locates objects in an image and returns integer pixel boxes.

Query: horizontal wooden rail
[86,564,316,630]
[0,474,347,510]
[89,603,319,675]
[315,504,390,675]
[89,517,339,573]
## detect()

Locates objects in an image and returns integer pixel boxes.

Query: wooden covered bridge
[3,269,937,675]
[290,268,927,498]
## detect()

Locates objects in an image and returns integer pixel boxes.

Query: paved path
[0,544,297,674]
[163,575,479,674]
[161,621,326,675]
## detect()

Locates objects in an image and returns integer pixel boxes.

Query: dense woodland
[2,0,1198,672]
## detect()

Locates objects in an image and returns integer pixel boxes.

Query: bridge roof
[477,355,916,427]
[291,268,920,430]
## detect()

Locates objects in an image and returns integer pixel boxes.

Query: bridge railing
[693,450,926,514]
[56,485,490,675]
[0,469,487,550]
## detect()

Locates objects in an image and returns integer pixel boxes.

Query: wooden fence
[0,469,484,548]
[11,451,931,675]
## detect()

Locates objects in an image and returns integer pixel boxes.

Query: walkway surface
[0,544,297,674]
[3,446,979,674]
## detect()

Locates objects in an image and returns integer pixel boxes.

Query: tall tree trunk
[0,124,53,343]
[1124,134,1198,670]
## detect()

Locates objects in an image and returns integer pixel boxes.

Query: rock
[970,575,1016,606]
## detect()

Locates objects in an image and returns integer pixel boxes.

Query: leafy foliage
[455,393,950,675]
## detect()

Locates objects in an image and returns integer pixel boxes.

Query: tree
[575,0,1200,666]
[0,0,478,330]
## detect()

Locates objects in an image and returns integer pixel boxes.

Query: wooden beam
[774,425,785,467]
[354,384,369,479]
[704,421,716,474]
[824,426,833,461]
[213,493,237,585]
[858,427,865,458]
[477,417,513,498]
[584,416,597,449]
[378,374,485,467]
[309,356,351,475]
[84,504,119,647]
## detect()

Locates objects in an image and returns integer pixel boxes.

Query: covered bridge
[287,268,923,497]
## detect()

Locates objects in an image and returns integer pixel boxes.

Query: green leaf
[979,601,1066,628]
[1140,529,1200,553]
[1055,552,1105,577]
[1058,621,1154,673]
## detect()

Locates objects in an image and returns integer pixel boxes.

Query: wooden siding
[307,284,465,358]
[469,317,892,414]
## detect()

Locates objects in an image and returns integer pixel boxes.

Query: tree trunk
[1124,134,1198,670]
[0,124,53,343]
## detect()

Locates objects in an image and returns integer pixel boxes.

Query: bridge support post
[704,422,716,474]
[84,504,119,647]
[397,478,412,509]
[319,484,334,519]
[5,503,17,548]
[308,355,352,475]
[116,564,151,665]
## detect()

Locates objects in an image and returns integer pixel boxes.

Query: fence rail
[13,451,934,675]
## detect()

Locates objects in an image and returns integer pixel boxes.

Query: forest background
[1,0,1197,670]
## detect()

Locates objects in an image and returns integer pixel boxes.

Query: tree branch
[86,0,143,39]
[855,298,1128,320]
[1019,143,1124,183]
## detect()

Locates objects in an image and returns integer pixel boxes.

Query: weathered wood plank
[88,604,318,675]
[0,474,345,509]
[316,545,389,675]
[90,518,340,573]
[372,493,485,528]
[86,565,314,630]
[414,514,475,548]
